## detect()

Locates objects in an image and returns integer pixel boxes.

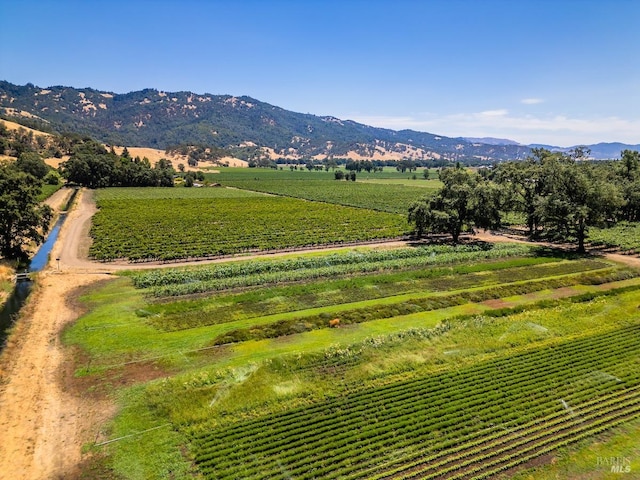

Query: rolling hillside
[0,81,531,162]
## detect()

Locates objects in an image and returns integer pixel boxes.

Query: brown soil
[481,298,512,308]
[0,272,115,480]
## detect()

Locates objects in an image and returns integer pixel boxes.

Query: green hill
[0,81,531,163]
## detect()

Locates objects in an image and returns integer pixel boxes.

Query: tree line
[61,141,176,188]
[0,137,184,260]
[408,148,640,252]
[0,155,53,260]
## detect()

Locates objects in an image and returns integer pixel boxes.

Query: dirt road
[0,188,114,480]
[0,272,113,480]
[0,188,409,479]
[1,189,638,480]
[474,229,640,269]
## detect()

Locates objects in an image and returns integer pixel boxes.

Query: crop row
[281,283,640,378]
[129,243,528,288]
[589,222,640,251]
[219,178,433,214]
[93,186,265,200]
[189,325,640,479]
[208,267,635,343]
[198,366,636,476]
[149,258,611,331]
[208,319,638,442]
[194,325,638,445]
[363,385,640,480]
[89,196,408,261]
[135,244,539,296]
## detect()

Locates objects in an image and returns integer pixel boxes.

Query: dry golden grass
[0,262,15,305]
[43,156,70,168]
[111,147,248,169]
[0,119,248,169]
[111,146,186,164]
[0,118,51,137]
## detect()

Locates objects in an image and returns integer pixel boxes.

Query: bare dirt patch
[62,347,170,401]
[0,272,115,480]
[481,298,513,309]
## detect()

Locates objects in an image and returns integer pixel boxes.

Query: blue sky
[1,0,639,146]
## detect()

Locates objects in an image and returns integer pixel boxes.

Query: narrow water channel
[0,213,67,347]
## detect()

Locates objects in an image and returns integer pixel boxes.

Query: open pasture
[64,243,640,479]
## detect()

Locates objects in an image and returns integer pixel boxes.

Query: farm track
[1,188,640,479]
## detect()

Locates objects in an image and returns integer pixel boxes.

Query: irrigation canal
[0,213,67,347]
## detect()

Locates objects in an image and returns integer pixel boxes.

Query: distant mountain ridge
[0,81,531,162]
[0,81,636,161]
[529,142,640,160]
[463,137,522,146]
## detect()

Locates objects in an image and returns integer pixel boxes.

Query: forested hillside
[0,81,531,163]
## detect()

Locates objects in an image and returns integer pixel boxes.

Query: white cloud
[521,98,544,105]
[480,109,508,117]
[346,111,640,146]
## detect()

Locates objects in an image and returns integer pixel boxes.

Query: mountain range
[0,81,637,162]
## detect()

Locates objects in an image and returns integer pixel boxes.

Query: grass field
[64,243,640,479]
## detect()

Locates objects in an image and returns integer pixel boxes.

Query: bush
[44,171,60,185]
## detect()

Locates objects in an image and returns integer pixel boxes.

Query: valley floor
[0,189,411,479]
[0,188,638,479]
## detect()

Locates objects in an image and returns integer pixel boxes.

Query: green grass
[65,249,614,368]
[98,287,640,479]
[92,186,267,200]
[206,167,439,214]
[186,325,640,479]
[36,182,63,202]
[64,244,640,479]
[126,243,535,296]
[138,255,563,330]
[210,166,438,181]
[214,178,433,214]
[358,177,441,188]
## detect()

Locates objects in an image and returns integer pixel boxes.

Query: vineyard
[64,241,640,479]
[590,222,640,252]
[88,187,408,261]
[214,177,436,214]
[190,325,640,480]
